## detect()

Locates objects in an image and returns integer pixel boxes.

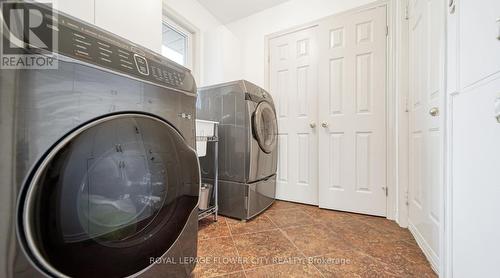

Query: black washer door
[20,114,199,278]
[253,101,278,154]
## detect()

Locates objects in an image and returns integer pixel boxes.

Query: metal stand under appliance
[197,122,219,221]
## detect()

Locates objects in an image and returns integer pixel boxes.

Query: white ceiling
[197,0,291,24]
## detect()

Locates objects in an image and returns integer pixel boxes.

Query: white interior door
[317,6,387,216]
[408,0,444,270]
[269,26,319,205]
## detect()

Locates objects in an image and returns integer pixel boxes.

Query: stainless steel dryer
[0,3,199,278]
[197,80,278,220]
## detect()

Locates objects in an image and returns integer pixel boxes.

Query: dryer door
[252,101,278,154]
[19,114,199,278]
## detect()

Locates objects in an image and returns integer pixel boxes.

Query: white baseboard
[408,222,440,275]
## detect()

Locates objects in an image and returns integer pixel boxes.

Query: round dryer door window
[19,114,200,278]
[253,101,278,154]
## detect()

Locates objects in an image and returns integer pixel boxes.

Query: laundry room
[0,0,499,277]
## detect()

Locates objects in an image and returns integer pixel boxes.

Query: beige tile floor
[192,201,437,278]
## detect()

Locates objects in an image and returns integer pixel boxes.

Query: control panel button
[134,54,149,76]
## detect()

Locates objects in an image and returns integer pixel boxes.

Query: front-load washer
[197,80,278,220]
[0,3,199,278]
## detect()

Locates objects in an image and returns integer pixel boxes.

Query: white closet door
[407,0,445,270]
[317,6,387,216]
[269,26,319,205]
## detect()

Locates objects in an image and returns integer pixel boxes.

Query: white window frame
[162,5,200,82]
[162,18,193,69]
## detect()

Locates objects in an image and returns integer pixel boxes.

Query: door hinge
[382,186,388,196]
[405,97,409,112]
[404,5,409,20]
[405,190,409,206]
[386,25,389,36]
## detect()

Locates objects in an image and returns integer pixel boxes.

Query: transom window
[162,21,192,69]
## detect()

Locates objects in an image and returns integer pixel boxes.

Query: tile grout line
[262,214,276,224]
[235,214,322,276]
[204,203,434,277]
[211,269,246,278]
[309,205,433,276]
[198,219,234,278]
[237,215,281,276]
[321,221,430,276]
[227,225,281,237]
[227,213,316,275]
[199,235,232,241]
[238,260,280,274]
[273,222,317,230]
[266,209,320,230]
[237,214,321,276]
[272,215,326,278]
[279,227,325,278]
[224,218,247,278]
[267,205,316,213]
[200,223,302,241]
[275,205,391,277]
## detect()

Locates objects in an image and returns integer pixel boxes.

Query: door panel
[318,6,387,216]
[269,27,319,205]
[408,0,444,267]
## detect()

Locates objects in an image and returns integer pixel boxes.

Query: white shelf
[197,121,219,222]
[196,120,218,157]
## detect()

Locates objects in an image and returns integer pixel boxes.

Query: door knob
[497,18,500,40]
[309,122,317,128]
[321,122,329,128]
[429,107,439,117]
[495,97,500,123]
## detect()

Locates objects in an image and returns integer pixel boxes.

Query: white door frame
[264,0,409,223]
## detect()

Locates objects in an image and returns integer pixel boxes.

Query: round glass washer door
[252,101,278,154]
[19,113,199,278]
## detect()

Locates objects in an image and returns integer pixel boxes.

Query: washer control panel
[133,54,149,76]
[47,7,196,93]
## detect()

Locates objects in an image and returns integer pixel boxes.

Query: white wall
[50,0,163,52]
[47,0,381,89]
[94,0,162,53]
[201,25,242,86]
[42,0,390,89]
[162,0,242,87]
[226,0,378,89]
[44,0,241,87]
[55,0,94,23]
[165,0,382,88]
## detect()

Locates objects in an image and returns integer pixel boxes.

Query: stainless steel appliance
[0,4,199,277]
[197,80,278,220]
